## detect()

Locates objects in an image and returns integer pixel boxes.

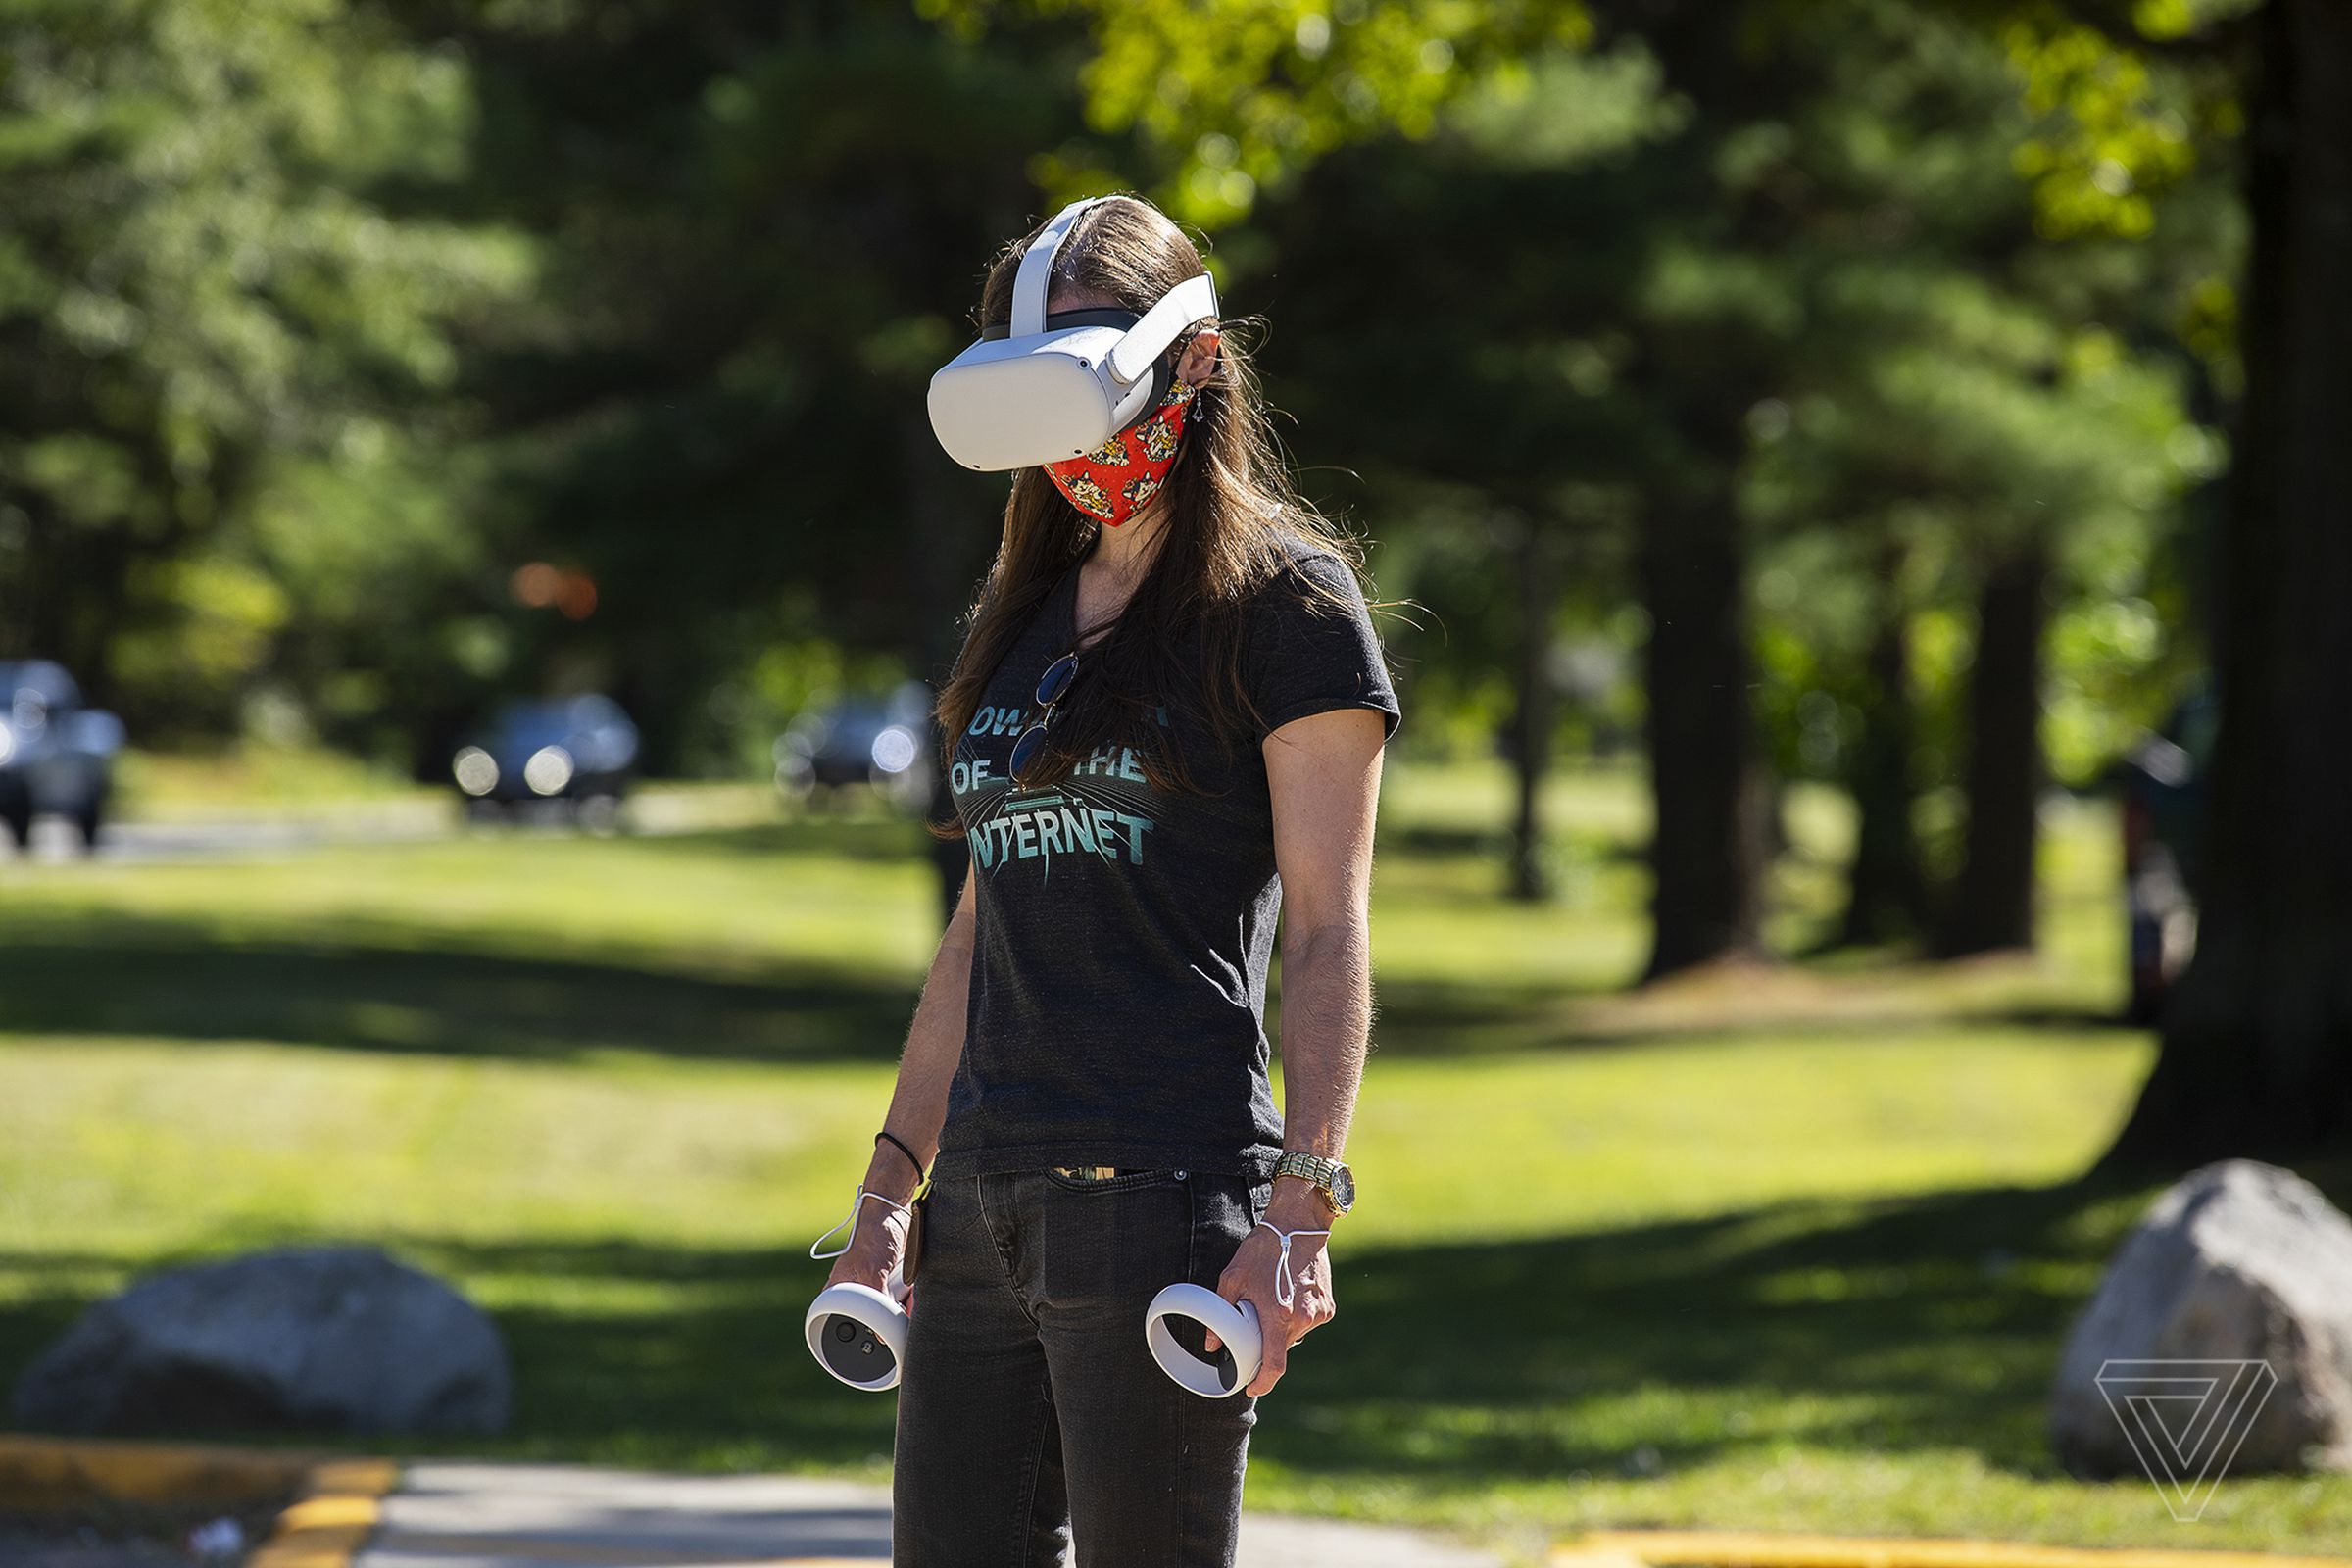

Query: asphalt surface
[0,808,441,866]
[0,789,778,866]
[352,1462,1504,1568]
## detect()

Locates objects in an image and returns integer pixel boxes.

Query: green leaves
[922,0,1592,225]
[1997,2,2229,240]
[0,0,525,733]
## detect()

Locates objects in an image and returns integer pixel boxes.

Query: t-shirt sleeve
[1246,551,1404,747]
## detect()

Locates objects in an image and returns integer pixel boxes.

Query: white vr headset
[928,195,1220,472]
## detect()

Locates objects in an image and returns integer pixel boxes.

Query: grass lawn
[1,760,2345,1561]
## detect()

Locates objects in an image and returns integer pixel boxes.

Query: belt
[1053,1165,1131,1181]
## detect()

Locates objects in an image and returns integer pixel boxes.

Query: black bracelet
[875,1129,927,1183]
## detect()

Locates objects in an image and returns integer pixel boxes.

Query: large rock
[10,1245,510,1436]
[2050,1159,2352,1477]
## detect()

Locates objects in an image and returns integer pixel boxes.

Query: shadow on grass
[3,901,1596,1067]
[0,916,2137,1069]
[1362,974,2139,1058]
[1384,820,1650,866]
[10,1172,2264,1490]
[2,811,2134,1066]
[1351,976,1622,1057]
[1284,1178,2122,1485]
[589,816,934,864]
[0,919,919,1066]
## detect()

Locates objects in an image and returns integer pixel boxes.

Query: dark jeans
[893,1166,1273,1566]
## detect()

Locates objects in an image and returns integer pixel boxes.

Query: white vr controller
[805,1258,910,1392]
[1145,1283,1262,1398]
[804,1270,1260,1399]
[804,1173,1265,1401]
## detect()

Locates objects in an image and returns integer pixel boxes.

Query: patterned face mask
[1041,377,1199,528]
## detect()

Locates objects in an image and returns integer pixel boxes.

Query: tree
[2106,0,2352,1163]
[396,0,1091,782]
[1243,42,1666,910]
[948,0,2206,981]
[1940,534,2052,954]
[1730,0,2208,963]
[0,0,524,742]
[932,0,1788,974]
[1838,542,1934,946]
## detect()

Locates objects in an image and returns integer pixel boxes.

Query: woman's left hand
[1204,1196,1337,1396]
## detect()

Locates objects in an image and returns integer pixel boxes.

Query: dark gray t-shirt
[932,537,1403,1185]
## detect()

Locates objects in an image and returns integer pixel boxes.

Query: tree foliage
[919,0,1590,225]
[0,0,528,744]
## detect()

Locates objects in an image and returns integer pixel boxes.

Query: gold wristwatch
[1273,1151,1356,1216]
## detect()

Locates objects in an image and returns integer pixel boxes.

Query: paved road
[1,786,785,866]
[353,1462,1504,1568]
[3,807,445,866]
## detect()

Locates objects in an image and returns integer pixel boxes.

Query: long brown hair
[926,193,1389,843]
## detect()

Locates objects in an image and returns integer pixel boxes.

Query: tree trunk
[0,501,48,662]
[1640,495,1768,979]
[1938,537,2049,957]
[1835,545,1929,948]
[2104,0,2352,1167]
[1511,514,1553,902]
[906,413,982,931]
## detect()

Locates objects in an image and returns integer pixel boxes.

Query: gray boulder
[10,1245,510,1436]
[2050,1159,2352,1477]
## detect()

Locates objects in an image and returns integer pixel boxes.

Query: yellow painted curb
[1560,1530,2352,1568]
[1546,1549,1655,1568]
[0,1433,314,1508]
[0,1435,397,1568]
[248,1456,403,1568]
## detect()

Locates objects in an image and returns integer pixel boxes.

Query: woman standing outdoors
[817,192,1402,1566]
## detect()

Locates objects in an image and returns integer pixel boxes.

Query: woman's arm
[1207,704,1388,1394]
[823,851,979,1293]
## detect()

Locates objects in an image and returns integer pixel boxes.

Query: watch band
[1273,1151,1351,1212]
[1275,1151,1337,1183]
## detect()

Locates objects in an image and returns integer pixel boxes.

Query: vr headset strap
[1107,272,1220,387]
[1009,196,1222,384]
[1011,197,1106,337]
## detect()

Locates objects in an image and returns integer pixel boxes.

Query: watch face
[1330,1164,1356,1212]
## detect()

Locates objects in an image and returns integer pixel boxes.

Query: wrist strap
[1252,1219,1332,1312]
[810,1185,915,1260]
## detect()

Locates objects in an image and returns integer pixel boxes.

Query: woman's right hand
[824,1200,916,1317]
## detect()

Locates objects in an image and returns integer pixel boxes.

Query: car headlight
[870,726,919,775]
[453,746,500,797]
[524,745,575,796]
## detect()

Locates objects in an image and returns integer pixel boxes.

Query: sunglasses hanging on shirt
[1009,648,1080,787]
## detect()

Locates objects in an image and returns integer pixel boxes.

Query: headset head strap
[1010,197,1106,338]
[1007,197,1221,381]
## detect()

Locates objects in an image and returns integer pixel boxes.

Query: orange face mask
[1041,377,1198,527]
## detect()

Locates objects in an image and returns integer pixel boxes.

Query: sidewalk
[16,1439,2346,1568]
[347,1461,1505,1568]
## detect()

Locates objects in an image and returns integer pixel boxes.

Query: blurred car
[775,680,935,812]
[0,660,125,855]
[2116,683,2218,1025]
[451,693,639,829]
